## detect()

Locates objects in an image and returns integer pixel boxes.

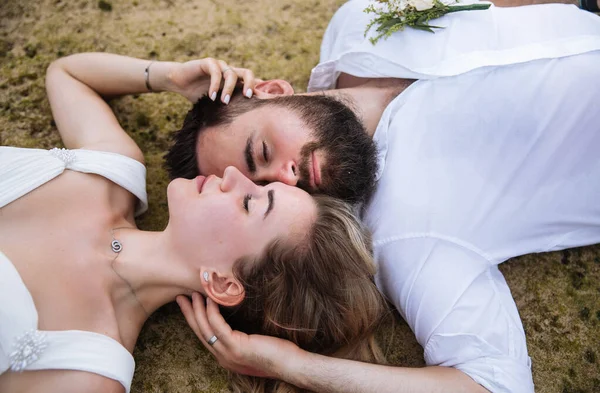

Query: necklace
[110,228,123,253]
[110,227,149,317]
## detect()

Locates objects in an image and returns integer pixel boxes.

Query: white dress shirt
[308,2,600,392]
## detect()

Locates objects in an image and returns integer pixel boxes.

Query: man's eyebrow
[264,189,274,219]
[245,136,256,174]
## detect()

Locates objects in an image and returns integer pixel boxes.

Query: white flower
[373,0,409,13]
[408,0,435,11]
[396,0,410,10]
[370,1,388,13]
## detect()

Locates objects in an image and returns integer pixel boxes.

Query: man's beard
[297,125,378,204]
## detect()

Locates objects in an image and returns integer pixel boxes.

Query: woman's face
[166,166,317,271]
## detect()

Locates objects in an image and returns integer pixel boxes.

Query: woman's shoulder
[0,145,148,217]
[81,141,145,166]
[77,146,148,216]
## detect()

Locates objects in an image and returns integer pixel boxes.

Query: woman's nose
[220,166,256,193]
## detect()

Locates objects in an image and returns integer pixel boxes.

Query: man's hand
[177,292,490,393]
[176,293,302,379]
[167,58,257,104]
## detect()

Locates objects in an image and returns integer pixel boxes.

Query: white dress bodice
[0,146,148,214]
[0,146,149,392]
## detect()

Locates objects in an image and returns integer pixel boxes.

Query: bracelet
[144,61,155,92]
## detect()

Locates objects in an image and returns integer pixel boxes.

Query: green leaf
[365,0,488,45]
[412,25,435,33]
[379,17,405,30]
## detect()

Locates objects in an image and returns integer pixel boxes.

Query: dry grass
[1,1,599,392]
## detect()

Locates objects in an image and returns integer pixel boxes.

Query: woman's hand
[176,292,303,379]
[167,58,257,104]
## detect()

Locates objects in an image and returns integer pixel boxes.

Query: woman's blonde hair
[226,195,388,393]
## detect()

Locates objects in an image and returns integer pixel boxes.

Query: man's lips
[195,175,206,193]
[311,150,322,188]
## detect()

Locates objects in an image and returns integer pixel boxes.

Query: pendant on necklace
[111,240,122,253]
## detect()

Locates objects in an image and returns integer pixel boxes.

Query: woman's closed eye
[243,194,252,212]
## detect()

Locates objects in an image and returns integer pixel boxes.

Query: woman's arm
[45,53,255,160]
[177,295,490,393]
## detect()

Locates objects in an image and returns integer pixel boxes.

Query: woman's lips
[195,175,206,193]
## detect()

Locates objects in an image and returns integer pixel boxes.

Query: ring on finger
[207,335,219,346]
[222,67,233,75]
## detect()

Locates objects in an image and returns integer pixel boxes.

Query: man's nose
[275,160,299,186]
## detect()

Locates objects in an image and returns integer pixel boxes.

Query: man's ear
[201,270,245,307]
[253,80,295,99]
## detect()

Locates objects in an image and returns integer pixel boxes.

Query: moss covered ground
[1,1,598,392]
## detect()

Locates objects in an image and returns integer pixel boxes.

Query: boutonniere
[365,0,491,44]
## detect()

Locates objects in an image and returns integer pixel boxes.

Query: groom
[167,1,600,392]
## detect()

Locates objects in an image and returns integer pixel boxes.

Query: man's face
[196,105,325,192]
[170,92,378,204]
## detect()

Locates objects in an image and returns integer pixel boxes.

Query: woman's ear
[253,79,295,99]
[201,270,245,307]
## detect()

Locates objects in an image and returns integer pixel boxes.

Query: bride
[0,53,386,393]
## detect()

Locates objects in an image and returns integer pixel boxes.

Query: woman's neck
[109,227,204,317]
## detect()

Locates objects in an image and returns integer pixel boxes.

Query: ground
[0,1,599,392]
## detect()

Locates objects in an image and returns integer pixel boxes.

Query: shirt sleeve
[375,237,534,393]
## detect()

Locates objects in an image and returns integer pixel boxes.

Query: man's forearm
[282,352,489,393]
[51,52,176,97]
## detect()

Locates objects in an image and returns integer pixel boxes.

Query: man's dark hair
[165,90,378,204]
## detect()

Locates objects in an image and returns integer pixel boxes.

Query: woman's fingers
[177,293,218,356]
[177,292,235,350]
[218,60,257,103]
[206,297,234,335]
[205,297,236,346]
[219,60,238,104]
[176,57,256,103]
[182,294,284,377]
[202,58,223,101]
[176,295,201,337]
[191,293,227,353]
[236,67,256,99]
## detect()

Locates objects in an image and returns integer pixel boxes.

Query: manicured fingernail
[223,94,231,105]
[175,297,181,306]
[210,91,217,101]
[245,89,253,98]
[206,297,212,305]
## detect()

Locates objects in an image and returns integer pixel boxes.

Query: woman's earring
[203,271,209,282]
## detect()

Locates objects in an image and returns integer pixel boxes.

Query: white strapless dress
[0,146,149,392]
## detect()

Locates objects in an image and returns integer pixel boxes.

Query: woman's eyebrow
[264,189,274,219]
